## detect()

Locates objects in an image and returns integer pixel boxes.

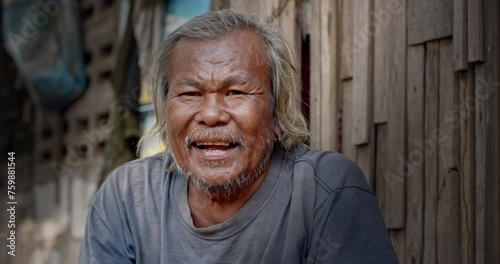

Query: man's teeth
[196,142,230,146]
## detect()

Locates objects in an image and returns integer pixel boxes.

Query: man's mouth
[192,141,239,151]
[184,128,244,158]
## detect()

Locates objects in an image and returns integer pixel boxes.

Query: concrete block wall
[59,0,120,262]
[0,20,36,263]
[1,0,120,263]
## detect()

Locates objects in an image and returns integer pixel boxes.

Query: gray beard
[168,128,275,198]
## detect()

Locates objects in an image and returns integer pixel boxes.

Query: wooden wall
[217,0,500,263]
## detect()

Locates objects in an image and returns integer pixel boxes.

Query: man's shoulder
[113,153,165,173]
[99,153,168,196]
[287,145,372,195]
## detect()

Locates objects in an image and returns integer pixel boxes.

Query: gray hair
[140,10,309,155]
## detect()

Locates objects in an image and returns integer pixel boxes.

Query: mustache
[184,127,245,148]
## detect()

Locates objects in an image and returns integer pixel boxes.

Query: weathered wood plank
[379,0,407,229]
[229,0,255,12]
[423,40,439,264]
[375,123,387,197]
[481,0,500,261]
[373,0,389,124]
[473,63,500,263]
[468,0,484,62]
[259,0,278,17]
[407,0,453,44]
[309,0,339,151]
[459,70,475,264]
[309,0,321,150]
[372,0,405,124]
[328,0,340,152]
[390,229,406,263]
[405,44,425,264]
[474,63,487,264]
[341,79,356,160]
[210,0,230,10]
[338,83,344,113]
[453,0,468,70]
[278,0,299,54]
[319,0,339,151]
[352,0,373,145]
[356,124,375,188]
[436,38,461,264]
[340,0,354,80]
[277,0,301,92]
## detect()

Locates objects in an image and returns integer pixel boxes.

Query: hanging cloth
[2,0,87,110]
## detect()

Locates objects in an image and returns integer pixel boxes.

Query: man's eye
[227,90,244,96]
[180,92,201,97]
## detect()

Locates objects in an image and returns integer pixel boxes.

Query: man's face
[166,29,275,193]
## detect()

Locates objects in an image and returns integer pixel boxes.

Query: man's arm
[78,175,136,264]
[308,186,398,263]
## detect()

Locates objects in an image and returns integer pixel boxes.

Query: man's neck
[187,167,270,228]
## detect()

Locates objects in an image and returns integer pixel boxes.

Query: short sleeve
[307,187,398,263]
[78,174,136,264]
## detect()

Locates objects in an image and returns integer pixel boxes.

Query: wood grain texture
[436,38,460,264]
[405,44,425,264]
[459,70,475,264]
[375,123,387,197]
[468,0,484,62]
[309,0,321,150]
[340,0,354,80]
[372,0,389,124]
[278,0,299,55]
[351,0,373,145]
[407,0,453,44]
[474,63,487,264]
[210,0,230,10]
[259,0,277,16]
[356,125,375,188]
[379,0,407,229]
[482,1,500,261]
[229,0,256,12]
[341,79,357,161]
[309,0,339,151]
[453,0,468,71]
[320,0,339,151]
[390,229,406,263]
[423,40,439,264]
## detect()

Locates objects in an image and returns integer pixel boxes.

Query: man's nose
[194,94,230,126]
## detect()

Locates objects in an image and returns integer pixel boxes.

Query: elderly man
[79,10,397,263]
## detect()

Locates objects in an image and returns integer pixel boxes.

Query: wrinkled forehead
[166,29,271,87]
[169,28,269,68]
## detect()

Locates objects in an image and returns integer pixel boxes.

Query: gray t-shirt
[78,146,397,263]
